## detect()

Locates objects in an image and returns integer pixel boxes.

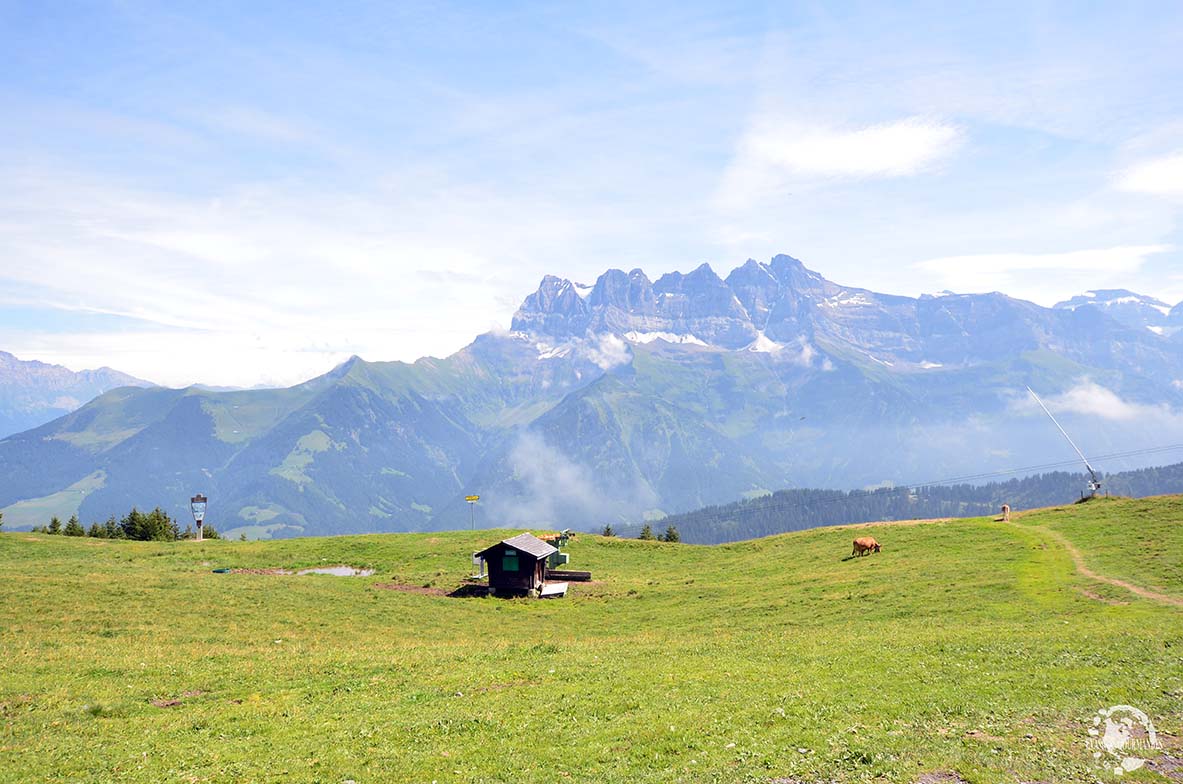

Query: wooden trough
[545,569,592,582]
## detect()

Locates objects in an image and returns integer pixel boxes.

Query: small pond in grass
[296,566,375,577]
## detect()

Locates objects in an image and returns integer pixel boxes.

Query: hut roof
[477,533,558,560]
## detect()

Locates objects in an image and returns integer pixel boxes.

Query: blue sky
[2,1,1182,386]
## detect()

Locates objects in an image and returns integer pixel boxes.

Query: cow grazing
[851,536,881,557]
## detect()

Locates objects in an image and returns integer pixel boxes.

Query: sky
[2,1,1182,387]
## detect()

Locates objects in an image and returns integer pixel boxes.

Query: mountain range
[3,254,1183,538]
[0,351,151,439]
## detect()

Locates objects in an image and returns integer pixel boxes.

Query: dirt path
[1038,527,1183,608]
[838,512,1183,608]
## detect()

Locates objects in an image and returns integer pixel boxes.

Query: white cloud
[718,116,962,209]
[746,117,962,178]
[914,245,1174,304]
[0,168,581,387]
[1047,381,1150,422]
[1116,151,1183,196]
[582,333,632,370]
[489,431,657,526]
[1016,380,1179,424]
[917,244,1170,274]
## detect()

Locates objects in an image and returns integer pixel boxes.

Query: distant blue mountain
[0,351,151,438]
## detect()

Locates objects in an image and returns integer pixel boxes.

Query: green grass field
[1,496,1180,783]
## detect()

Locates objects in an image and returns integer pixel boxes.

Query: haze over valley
[4,254,1183,539]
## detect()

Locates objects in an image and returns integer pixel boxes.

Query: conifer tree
[64,515,85,536]
[119,508,144,540]
[47,516,62,535]
[639,523,655,540]
[662,525,680,543]
[601,524,615,537]
[87,522,105,538]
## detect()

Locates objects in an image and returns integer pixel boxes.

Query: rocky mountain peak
[1054,288,1173,334]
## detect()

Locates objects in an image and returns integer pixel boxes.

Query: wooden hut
[476,533,557,596]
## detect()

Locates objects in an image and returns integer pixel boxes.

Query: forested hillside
[633,460,1183,543]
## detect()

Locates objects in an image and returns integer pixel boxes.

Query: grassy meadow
[1,496,1181,783]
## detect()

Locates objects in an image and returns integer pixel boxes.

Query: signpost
[465,495,480,530]
[190,494,207,542]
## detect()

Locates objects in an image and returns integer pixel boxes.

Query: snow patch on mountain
[822,292,874,308]
[536,342,571,360]
[745,331,783,353]
[623,331,709,347]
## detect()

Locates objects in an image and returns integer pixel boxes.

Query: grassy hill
[1,496,1180,783]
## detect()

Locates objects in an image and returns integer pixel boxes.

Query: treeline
[622,461,1183,545]
[31,507,221,541]
[602,522,681,542]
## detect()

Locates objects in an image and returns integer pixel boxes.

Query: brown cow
[851,536,881,556]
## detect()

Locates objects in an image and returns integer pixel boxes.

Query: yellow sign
[465,495,480,502]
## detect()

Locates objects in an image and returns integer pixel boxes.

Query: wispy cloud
[718,116,962,209]
[1116,151,1183,197]
[914,245,1174,303]
[746,117,961,178]
[1016,380,1180,423]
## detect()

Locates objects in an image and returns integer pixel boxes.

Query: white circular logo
[1086,705,1161,779]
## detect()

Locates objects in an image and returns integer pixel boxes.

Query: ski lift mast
[1026,387,1101,496]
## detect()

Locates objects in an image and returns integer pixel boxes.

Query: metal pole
[1027,387,1101,492]
[469,501,474,530]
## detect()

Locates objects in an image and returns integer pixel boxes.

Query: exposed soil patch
[1076,587,1129,605]
[448,583,490,598]
[150,690,205,708]
[964,729,1005,743]
[832,517,952,532]
[915,773,969,784]
[231,567,291,575]
[1148,753,1183,781]
[372,582,448,596]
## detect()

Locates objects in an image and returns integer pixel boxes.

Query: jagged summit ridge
[512,254,909,356]
[512,253,1183,366]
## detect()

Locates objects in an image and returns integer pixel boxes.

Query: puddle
[296,566,374,577]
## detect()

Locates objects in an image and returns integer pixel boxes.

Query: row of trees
[33,508,220,541]
[601,522,681,542]
[629,462,1183,545]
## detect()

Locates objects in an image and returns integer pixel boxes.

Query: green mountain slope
[1,495,1179,783]
[4,256,1183,537]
